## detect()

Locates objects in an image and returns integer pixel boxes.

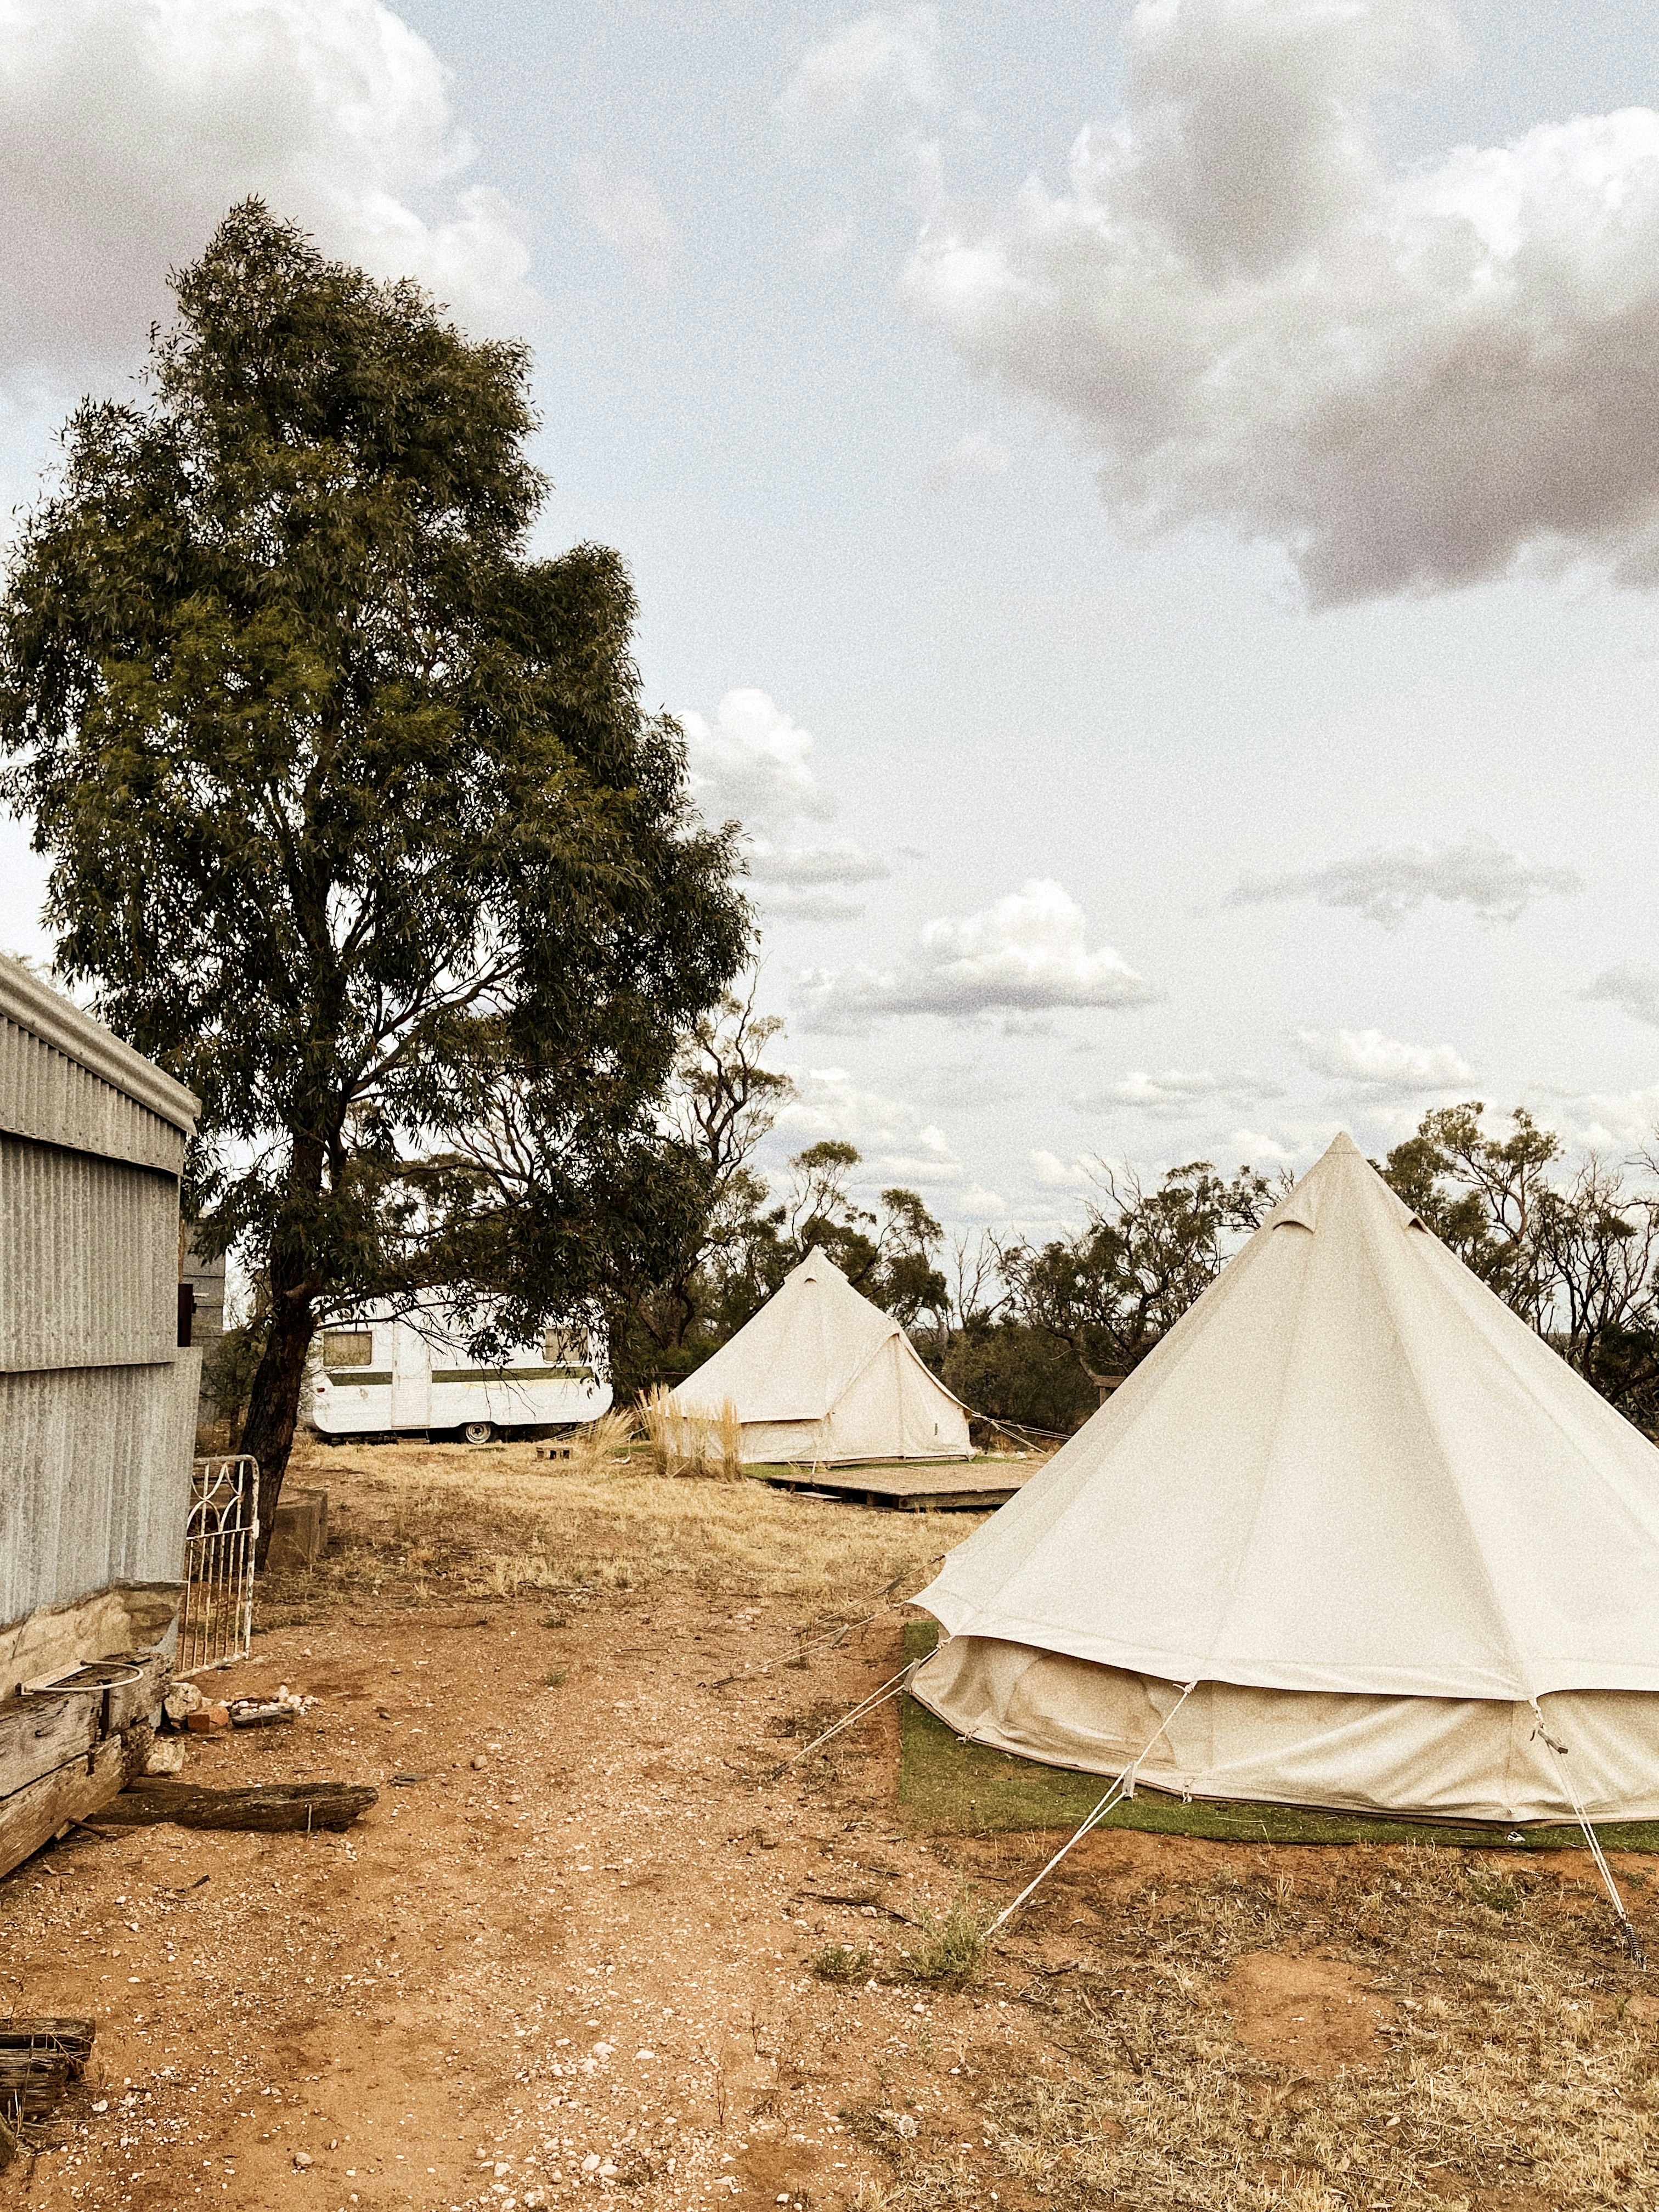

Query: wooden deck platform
[752,1459,1034,1512]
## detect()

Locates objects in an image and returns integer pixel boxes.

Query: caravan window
[543,1329,584,1365]
[323,1330,374,1367]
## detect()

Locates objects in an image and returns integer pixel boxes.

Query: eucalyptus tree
[0,203,748,1540]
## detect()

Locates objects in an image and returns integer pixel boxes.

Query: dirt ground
[4,1438,1659,2212]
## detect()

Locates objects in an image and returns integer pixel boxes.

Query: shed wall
[0,1355,200,1630]
[0,1008,187,1175]
[0,1136,178,1372]
[1,957,202,1657]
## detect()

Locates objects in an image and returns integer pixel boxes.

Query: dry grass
[637,1387,747,1480]
[899,1892,996,1987]
[865,1848,1659,2211]
[714,1396,744,1482]
[276,1431,975,1610]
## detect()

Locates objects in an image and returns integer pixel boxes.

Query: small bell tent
[673,1246,972,1466]
[913,1132,1659,1826]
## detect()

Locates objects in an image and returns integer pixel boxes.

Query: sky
[5,0,1659,1238]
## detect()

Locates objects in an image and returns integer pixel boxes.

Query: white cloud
[777,7,942,126]
[0,0,535,387]
[1030,1148,1096,1189]
[928,430,1011,487]
[750,888,871,923]
[775,1066,1005,1215]
[1227,836,1582,928]
[683,689,833,840]
[1585,965,1659,1029]
[778,1066,930,1153]
[1534,1087,1659,1151]
[1228,1128,1295,1164]
[745,843,890,889]
[1079,1067,1285,1118]
[955,1183,1009,1220]
[1297,1026,1474,1093]
[681,687,887,917]
[799,878,1158,1031]
[573,160,676,291]
[904,0,1659,602]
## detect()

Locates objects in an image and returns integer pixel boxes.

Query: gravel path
[1,1587,1016,2212]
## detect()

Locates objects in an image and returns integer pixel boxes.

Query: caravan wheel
[461,1419,495,1446]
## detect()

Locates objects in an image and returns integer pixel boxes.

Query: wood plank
[0,1694,98,1802]
[0,1651,168,1801]
[0,1733,132,1882]
[101,1650,171,1732]
[756,1463,1031,1510]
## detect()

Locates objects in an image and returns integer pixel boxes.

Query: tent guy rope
[985,1679,1199,1938]
[778,1661,920,1770]
[1530,1698,1646,1966]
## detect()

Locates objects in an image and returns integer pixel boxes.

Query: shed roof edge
[0,952,200,1136]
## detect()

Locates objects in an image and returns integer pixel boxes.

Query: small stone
[143,1737,187,1777]
[582,2153,601,2173]
[185,1703,230,1733]
[292,2150,312,2168]
[162,1681,205,1722]
[471,1754,488,1770]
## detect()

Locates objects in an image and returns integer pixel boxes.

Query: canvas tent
[913,1132,1659,1826]
[673,1247,972,1465]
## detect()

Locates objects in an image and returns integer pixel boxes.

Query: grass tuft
[811,1943,875,1984]
[900,1894,995,1988]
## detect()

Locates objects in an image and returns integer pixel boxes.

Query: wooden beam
[0,1733,134,1882]
[99,1780,378,1833]
[0,1652,168,1804]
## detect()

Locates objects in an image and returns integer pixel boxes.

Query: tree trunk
[240,1260,319,1568]
[1066,1335,1128,1406]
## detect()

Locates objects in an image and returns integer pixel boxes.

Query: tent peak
[1321,1130,1363,1158]
[795,1243,847,1284]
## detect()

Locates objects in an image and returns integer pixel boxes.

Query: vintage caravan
[311,1299,611,1443]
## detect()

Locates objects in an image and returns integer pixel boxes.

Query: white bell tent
[913,1133,1659,1825]
[673,1247,972,1466]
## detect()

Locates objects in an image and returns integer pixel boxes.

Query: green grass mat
[899,1620,1659,1853]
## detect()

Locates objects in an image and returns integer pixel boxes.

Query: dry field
[3,1435,1657,2212]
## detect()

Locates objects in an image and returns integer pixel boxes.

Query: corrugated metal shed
[0,952,201,1667]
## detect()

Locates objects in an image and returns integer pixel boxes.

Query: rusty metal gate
[178,1454,258,1676]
